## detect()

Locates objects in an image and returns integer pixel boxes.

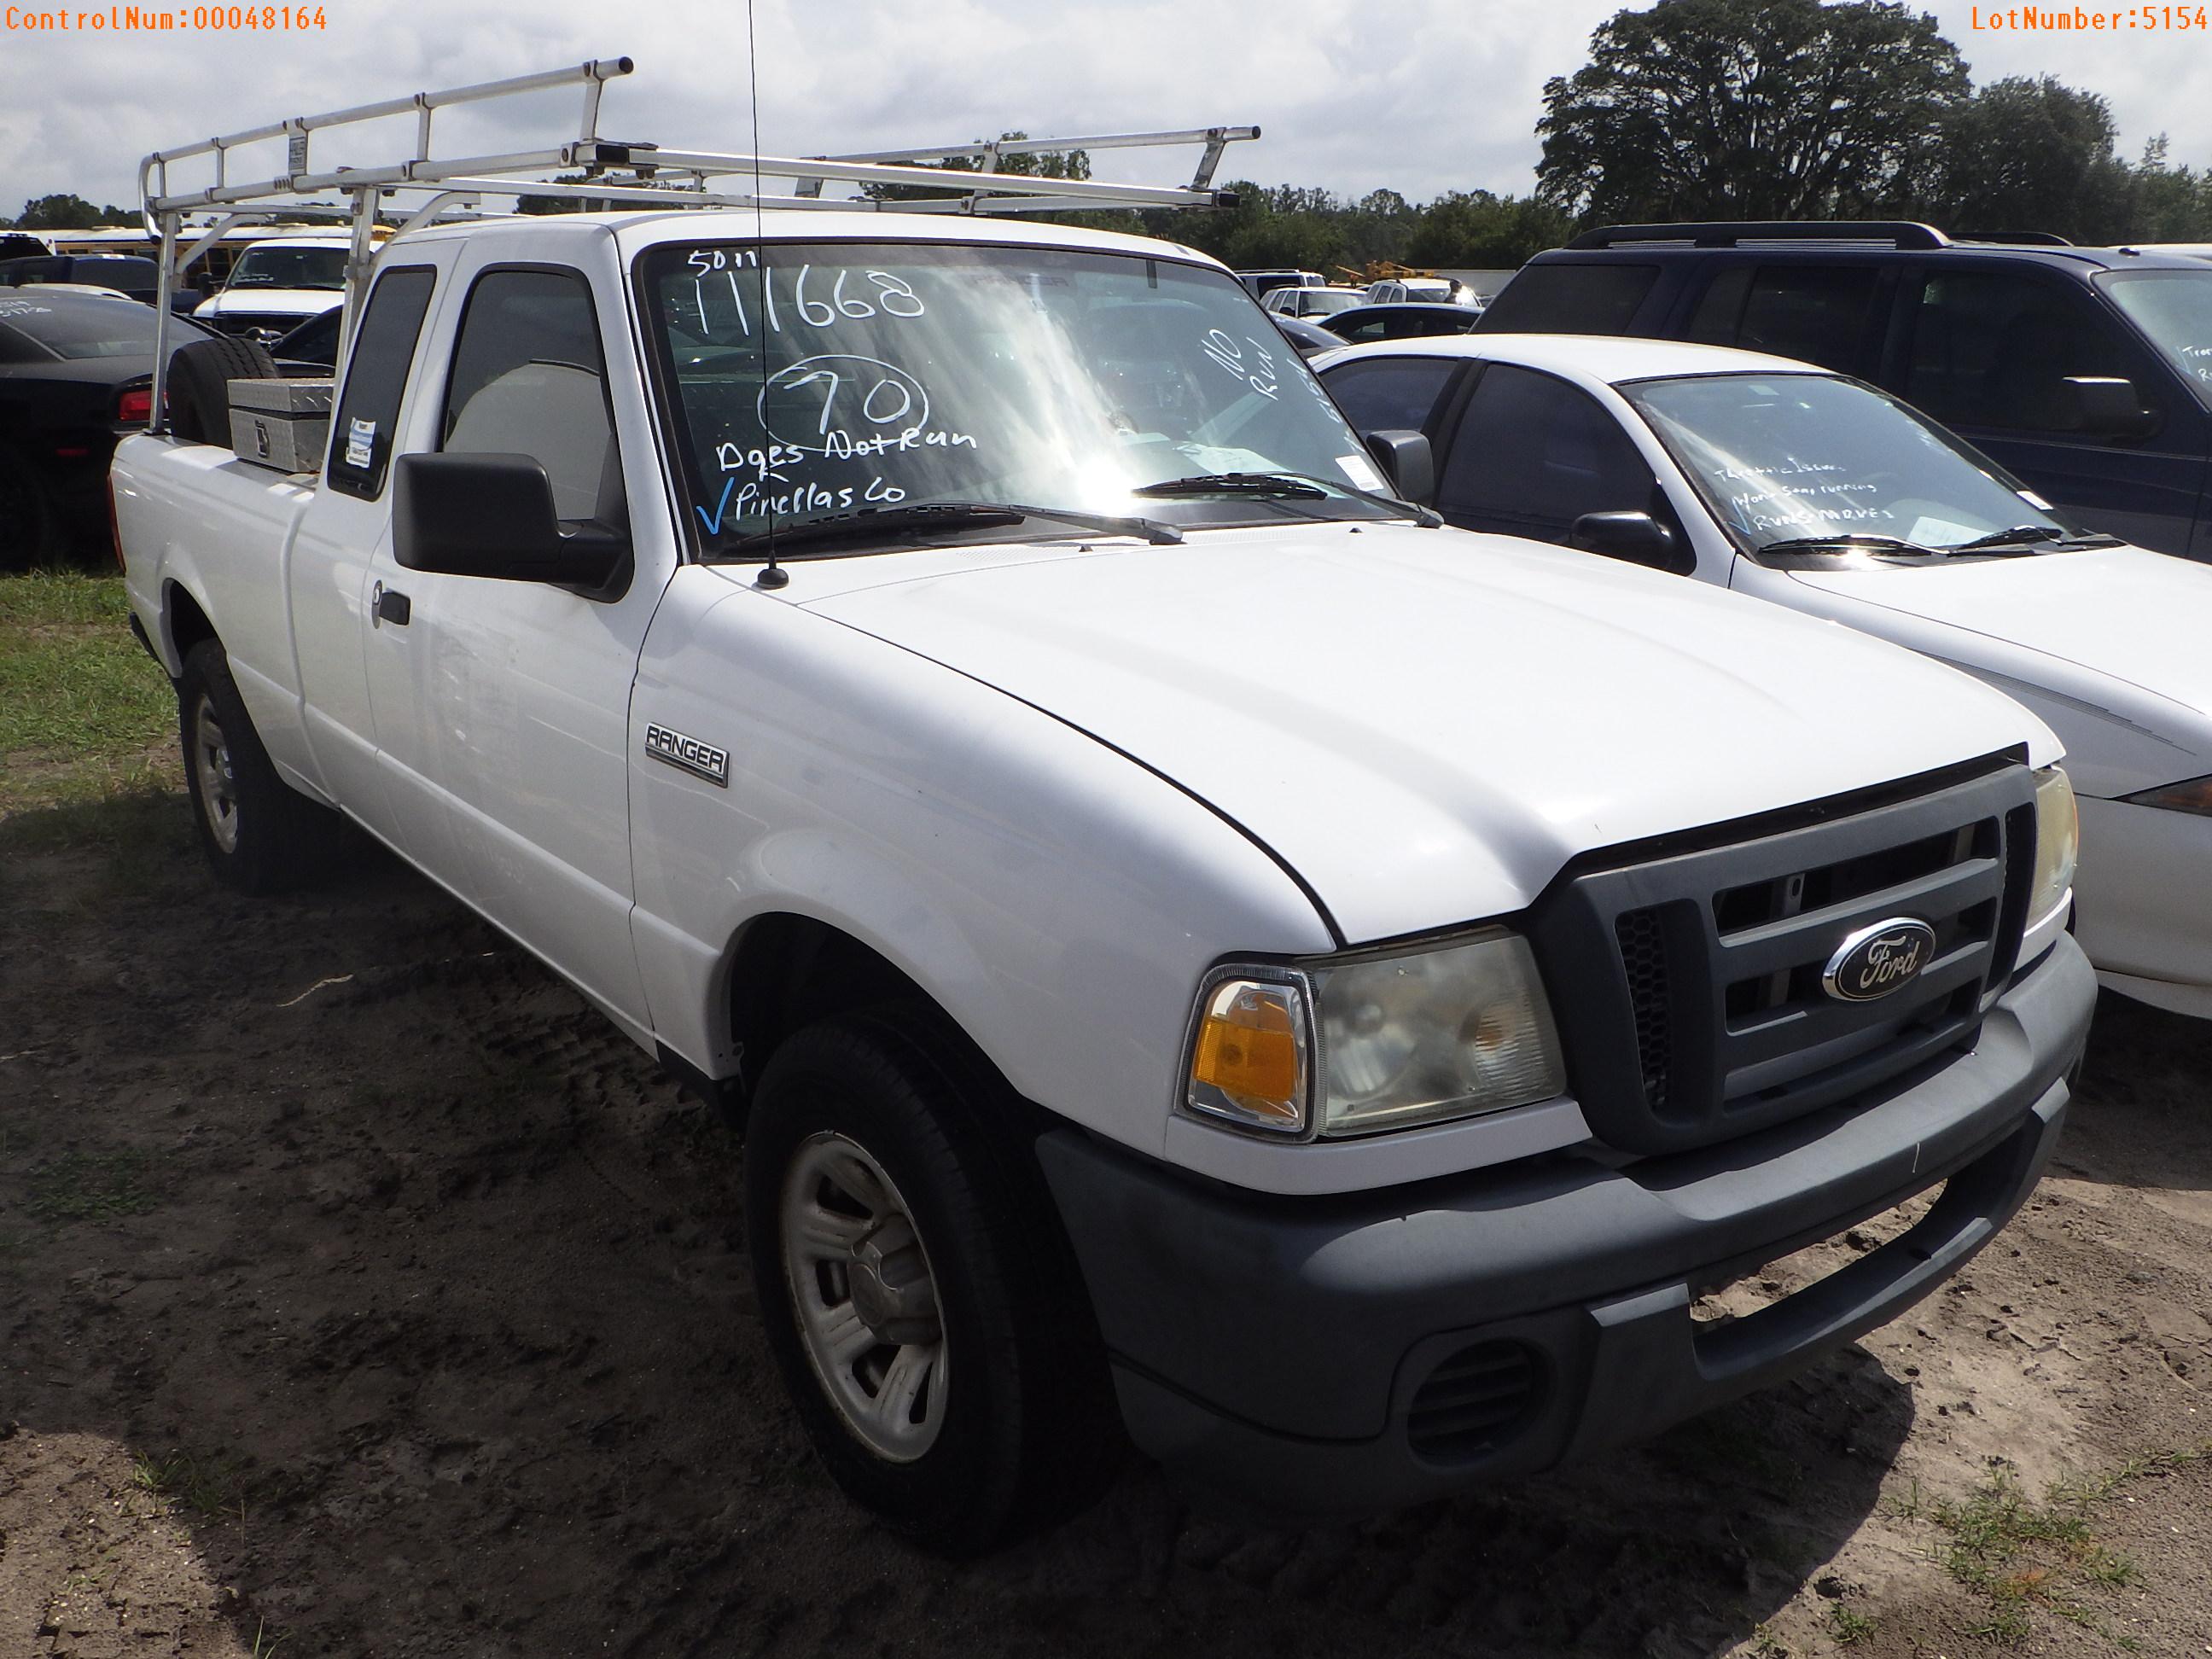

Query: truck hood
[194,290,341,319]
[1783,546,2212,797]
[795,524,2052,944]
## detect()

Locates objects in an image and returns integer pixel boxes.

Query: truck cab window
[324,265,435,500]
[441,267,621,525]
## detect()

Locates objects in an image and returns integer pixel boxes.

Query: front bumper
[1038,934,2095,1516]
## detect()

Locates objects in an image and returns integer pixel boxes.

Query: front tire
[746,1010,1119,1552]
[178,638,341,893]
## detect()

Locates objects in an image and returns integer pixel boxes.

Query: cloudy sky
[3,0,2209,222]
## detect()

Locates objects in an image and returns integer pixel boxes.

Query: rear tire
[166,335,281,446]
[178,637,343,893]
[746,1010,1120,1553]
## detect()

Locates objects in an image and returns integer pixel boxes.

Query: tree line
[1536,0,2210,246]
[10,0,2209,267]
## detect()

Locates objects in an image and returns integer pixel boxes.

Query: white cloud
[1,0,2205,224]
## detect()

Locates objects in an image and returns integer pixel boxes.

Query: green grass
[0,571,178,815]
[1826,1602,1877,1645]
[27,1150,158,1222]
[1914,1450,2212,1645]
[130,1447,257,1519]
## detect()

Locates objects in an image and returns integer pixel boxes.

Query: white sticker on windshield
[1337,452,1388,492]
[2018,490,2054,510]
[1906,515,1980,547]
[344,416,375,469]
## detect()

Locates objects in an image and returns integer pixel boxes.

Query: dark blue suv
[1480,222,2212,560]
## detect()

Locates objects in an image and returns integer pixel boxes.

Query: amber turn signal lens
[1188,980,1307,1132]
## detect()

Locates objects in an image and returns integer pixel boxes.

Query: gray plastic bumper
[1037,934,2095,1516]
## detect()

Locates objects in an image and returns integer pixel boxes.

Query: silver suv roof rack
[139,56,1258,416]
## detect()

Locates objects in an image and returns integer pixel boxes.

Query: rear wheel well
[164,582,216,674]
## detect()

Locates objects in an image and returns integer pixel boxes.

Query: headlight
[1312,931,1566,1136]
[2029,765,2078,930]
[2125,774,2212,816]
[1184,929,1566,1139]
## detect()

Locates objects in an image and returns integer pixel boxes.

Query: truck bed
[114,432,323,795]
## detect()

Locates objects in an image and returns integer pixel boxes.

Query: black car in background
[0,253,164,306]
[271,305,341,371]
[1480,220,2212,561]
[0,288,213,564]
[1266,311,1343,358]
[1318,302,1485,345]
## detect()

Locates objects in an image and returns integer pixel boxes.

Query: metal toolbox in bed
[228,377,335,474]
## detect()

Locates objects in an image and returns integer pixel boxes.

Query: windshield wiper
[1757,533,1945,557]
[1944,525,2064,553]
[722,500,1182,554]
[1135,472,1331,500]
[1135,470,1443,527]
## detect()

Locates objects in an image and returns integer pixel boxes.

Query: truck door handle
[371,580,411,628]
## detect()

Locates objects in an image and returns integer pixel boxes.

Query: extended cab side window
[1905,271,2157,434]
[1323,356,1458,437]
[1687,265,1877,373]
[1439,363,1661,542]
[440,267,622,527]
[324,266,436,500]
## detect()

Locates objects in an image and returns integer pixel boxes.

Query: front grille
[208,311,301,343]
[1406,1340,1540,1462]
[1615,907,1674,1114]
[1531,758,2036,1155]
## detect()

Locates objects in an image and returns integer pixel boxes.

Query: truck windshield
[2098,269,2212,397]
[639,241,1402,556]
[225,247,347,291]
[1624,371,2104,562]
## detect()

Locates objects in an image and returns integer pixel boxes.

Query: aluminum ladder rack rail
[138,57,1256,432]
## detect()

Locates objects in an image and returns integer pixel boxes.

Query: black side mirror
[394,452,628,591]
[1362,429,1435,504]
[2064,376,2160,439]
[1568,510,1685,572]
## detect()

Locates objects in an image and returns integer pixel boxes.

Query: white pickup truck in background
[114,74,2096,1551]
[189,233,350,347]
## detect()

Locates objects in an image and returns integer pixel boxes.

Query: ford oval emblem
[1822,917,1937,1003]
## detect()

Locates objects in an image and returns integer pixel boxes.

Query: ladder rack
[138,56,1260,425]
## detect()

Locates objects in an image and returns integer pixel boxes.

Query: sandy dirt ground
[3,789,2209,1659]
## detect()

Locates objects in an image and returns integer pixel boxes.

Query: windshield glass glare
[2100,270,2212,395]
[225,247,347,291]
[1625,372,2081,557]
[641,242,1396,554]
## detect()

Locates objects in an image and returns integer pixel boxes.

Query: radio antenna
[746,0,789,590]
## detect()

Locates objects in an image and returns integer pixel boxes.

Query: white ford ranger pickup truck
[114,208,2096,1549]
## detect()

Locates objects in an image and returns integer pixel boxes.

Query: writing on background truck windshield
[640,242,1391,551]
[1627,372,2081,556]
